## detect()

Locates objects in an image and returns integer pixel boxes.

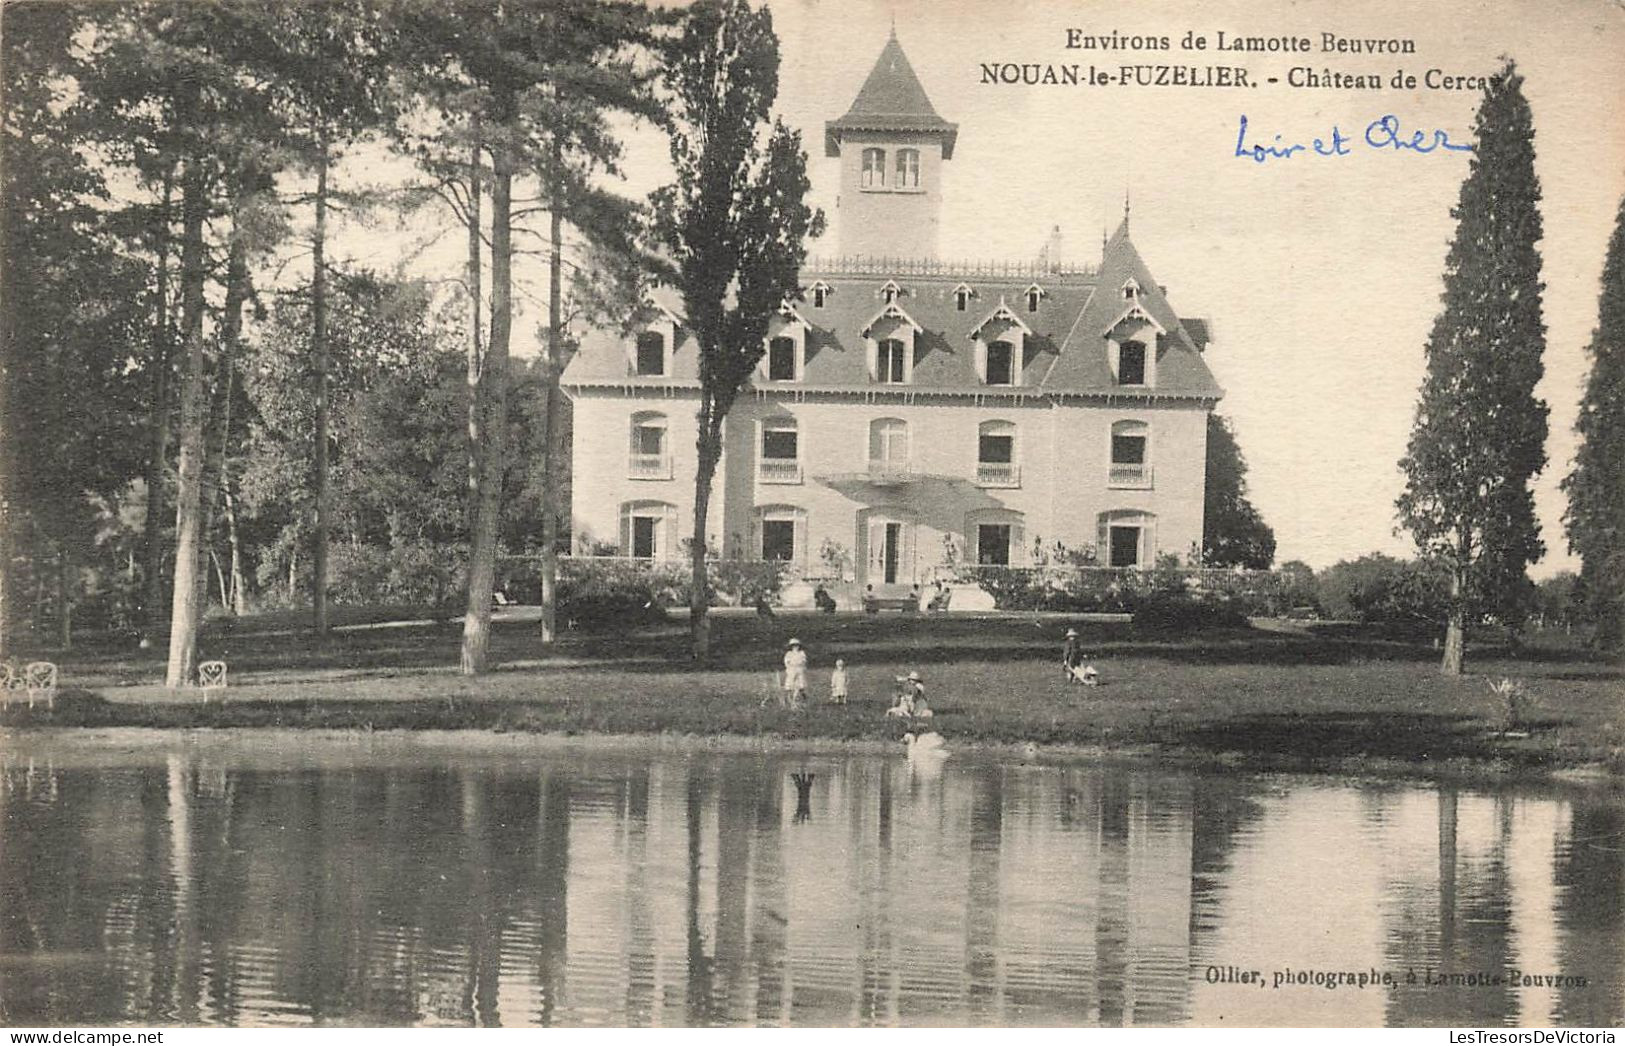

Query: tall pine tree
[1562,194,1625,653]
[1397,60,1548,675]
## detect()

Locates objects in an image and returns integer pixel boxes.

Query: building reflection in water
[0,743,1619,1027]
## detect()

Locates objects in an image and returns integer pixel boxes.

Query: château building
[562,30,1222,595]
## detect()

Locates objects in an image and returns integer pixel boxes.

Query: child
[886,674,916,718]
[830,658,849,705]
[1062,627,1081,682]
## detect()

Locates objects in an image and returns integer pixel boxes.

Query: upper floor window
[635,331,665,376]
[985,340,1015,385]
[767,336,797,381]
[759,417,801,484]
[861,148,885,189]
[877,338,908,384]
[894,148,920,189]
[869,417,910,464]
[1109,419,1151,488]
[1117,340,1147,385]
[976,420,1020,488]
[629,411,671,479]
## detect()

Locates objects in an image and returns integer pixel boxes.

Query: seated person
[912,695,933,719]
[886,676,917,718]
[814,584,837,613]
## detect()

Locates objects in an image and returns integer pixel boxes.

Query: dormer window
[808,280,831,308]
[894,148,920,189]
[767,337,797,381]
[953,283,974,312]
[985,341,1015,385]
[879,279,903,305]
[1024,283,1045,313]
[877,338,908,383]
[861,148,885,189]
[635,331,665,376]
[1122,277,1141,301]
[1118,340,1147,385]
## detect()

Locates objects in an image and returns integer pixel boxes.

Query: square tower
[824,31,957,262]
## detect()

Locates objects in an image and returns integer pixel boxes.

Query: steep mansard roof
[561,224,1223,401]
[824,31,958,159]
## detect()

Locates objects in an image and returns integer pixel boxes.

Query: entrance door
[883,522,901,583]
[864,514,913,586]
[632,516,658,559]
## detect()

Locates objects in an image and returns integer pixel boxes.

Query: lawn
[4,609,1621,777]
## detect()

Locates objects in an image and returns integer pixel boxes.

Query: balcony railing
[975,462,1021,488]
[867,459,914,485]
[1108,463,1153,489]
[758,458,803,484]
[628,453,673,480]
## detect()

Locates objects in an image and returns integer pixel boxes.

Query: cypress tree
[1562,194,1625,653]
[1397,59,1549,675]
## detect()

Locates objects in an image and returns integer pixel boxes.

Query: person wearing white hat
[1062,628,1081,682]
[782,638,809,708]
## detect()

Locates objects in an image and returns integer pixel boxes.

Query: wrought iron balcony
[628,453,673,480]
[975,462,1021,488]
[758,459,803,484]
[1108,463,1153,489]
[866,459,914,486]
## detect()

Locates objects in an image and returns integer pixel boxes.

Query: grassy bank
[4,611,1621,776]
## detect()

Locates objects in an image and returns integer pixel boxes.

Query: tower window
[1026,288,1042,313]
[894,148,920,189]
[880,280,902,305]
[812,286,828,308]
[1123,278,1141,301]
[861,148,885,189]
[954,285,973,311]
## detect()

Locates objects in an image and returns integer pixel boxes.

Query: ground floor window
[977,523,1012,565]
[1109,525,1141,567]
[762,519,795,561]
[621,500,676,559]
[632,516,659,558]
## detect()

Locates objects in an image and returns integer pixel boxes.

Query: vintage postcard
[1,0,1622,1031]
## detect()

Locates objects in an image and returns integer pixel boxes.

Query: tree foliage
[1202,414,1276,569]
[1562,194,1625,652]
[650,0,824,659]
[1396,60,1548,674]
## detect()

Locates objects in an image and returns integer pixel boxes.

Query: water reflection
[0,740,1619,1027]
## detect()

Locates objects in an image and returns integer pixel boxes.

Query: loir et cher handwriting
[1234,113,1474,163]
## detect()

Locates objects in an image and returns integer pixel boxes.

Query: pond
[0,732,1619,1027]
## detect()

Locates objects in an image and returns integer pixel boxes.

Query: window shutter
[974,337,987,383]
[1010,521,1025,566]
[794,514,808,572]
[865,337,879,381]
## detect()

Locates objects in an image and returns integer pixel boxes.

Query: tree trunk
[194,196,249,627]
[312,134,332,636]
[690,418,719,660]
[1441,564,1466,676]
[164,155,210,688]
[211,548,228,610]
[141,167,175,645]
[460,145,512,676]
[465,133,483,520]
[55,547,70,652]
[540,141,564,645]
[224,485,246,616]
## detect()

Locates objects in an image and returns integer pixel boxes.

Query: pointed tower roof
[825,30,958,158]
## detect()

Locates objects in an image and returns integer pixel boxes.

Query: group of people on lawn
[775,628,1098,713]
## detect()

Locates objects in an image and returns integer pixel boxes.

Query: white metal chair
[198,660,228,694]
[24,662,57,709]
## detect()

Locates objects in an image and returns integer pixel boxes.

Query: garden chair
[25,661,57,709]
[198,660,228,695]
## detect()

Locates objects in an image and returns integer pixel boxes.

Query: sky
[334,0,1625,574]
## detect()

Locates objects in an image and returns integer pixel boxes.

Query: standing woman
[783,638,809,708]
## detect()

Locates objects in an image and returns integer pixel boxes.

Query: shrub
[1133,595,1249,631]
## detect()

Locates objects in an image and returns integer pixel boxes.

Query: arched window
[966,508,1025,566]
[953,284,973,311]
[869,417,910,478]
[621,500,677,559]
[894,148,920,189]
[755,505,807,564]
[628,411,670,479]
[976,420,1019,487]
[766,336,798,381]
[1025,284,1044,313]
[861,148,886,189]
[1109,420,1151,488]
[1098,509,1156,568]
[634,331,665,376]
[758,416,801,483]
